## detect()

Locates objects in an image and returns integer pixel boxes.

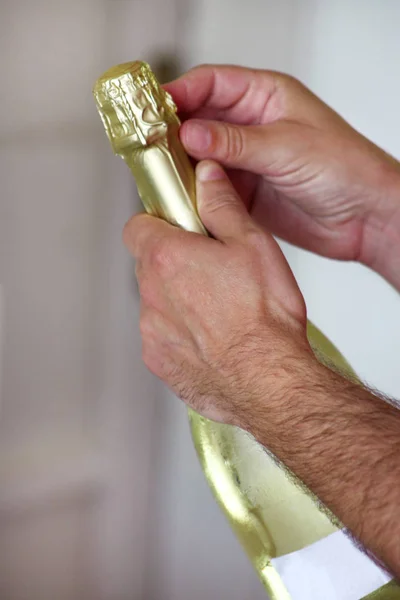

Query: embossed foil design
[94,62,206,234]
[94,62,178,151]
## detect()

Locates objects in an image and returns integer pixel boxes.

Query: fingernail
[196,161,225,182]
[183,121,212,152]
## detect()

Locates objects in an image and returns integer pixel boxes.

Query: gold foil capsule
[93,61,207,235]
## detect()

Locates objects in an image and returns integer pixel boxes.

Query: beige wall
[0,1,164,598]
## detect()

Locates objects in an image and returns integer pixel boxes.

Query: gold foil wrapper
[93,62,396,599]
[93,61,206,235]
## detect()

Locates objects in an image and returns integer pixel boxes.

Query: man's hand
[123,67,400,578]
[124,158,400,579]
[165,65,400,288]
[123,160,310,426]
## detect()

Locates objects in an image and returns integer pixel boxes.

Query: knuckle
[186,63,214,86]
[281,72,299,86]
[122,214,147,255]
[148,239,173,274]
[221,123,244,162]
[139,312,154,339]
[138,276,156,307]
[243,226,267,252]
[207,190,238,214]
[191,62,212,73]
[277,72,305,94]
[122,218,134,248]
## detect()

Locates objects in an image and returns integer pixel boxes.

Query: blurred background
[0,0,399,599]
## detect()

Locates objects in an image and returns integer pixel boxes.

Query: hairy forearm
[248,351,400,578]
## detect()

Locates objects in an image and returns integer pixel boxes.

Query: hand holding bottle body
[124,159,310,426]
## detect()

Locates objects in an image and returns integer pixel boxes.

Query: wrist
[361,161,400,290]
[241,336,317,437]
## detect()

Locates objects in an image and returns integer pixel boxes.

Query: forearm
[248,351,400,577]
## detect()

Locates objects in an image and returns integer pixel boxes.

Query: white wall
[149,1,400,599]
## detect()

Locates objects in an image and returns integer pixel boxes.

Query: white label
[271,530,391,599]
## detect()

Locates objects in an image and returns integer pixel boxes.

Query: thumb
[196,160,256,242]
[182,119,269,174]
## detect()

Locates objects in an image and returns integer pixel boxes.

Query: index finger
[123,212,210,266]
[164,64,282,126]
[123,213,178,259]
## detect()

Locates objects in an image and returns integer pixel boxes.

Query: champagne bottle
[93,62,397,600]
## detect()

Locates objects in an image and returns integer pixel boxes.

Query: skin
[123,65,400,577]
